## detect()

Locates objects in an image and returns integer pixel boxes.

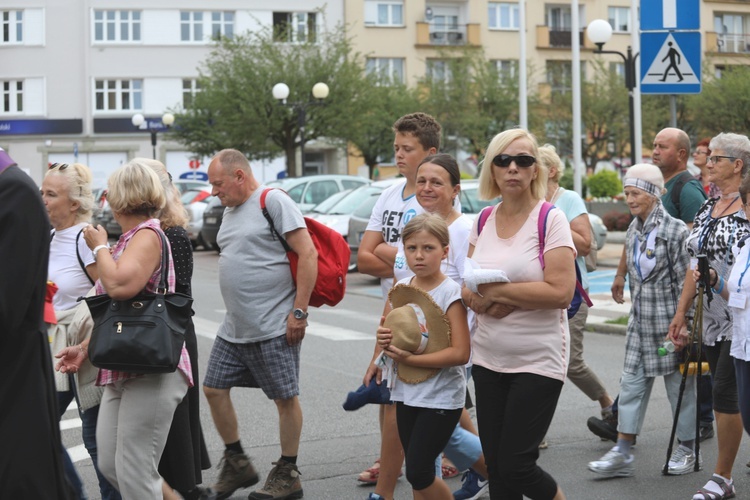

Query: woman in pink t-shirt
[461,128,575,500]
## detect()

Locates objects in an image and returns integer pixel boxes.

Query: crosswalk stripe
[60,418,82,431]
[193,316,372,341]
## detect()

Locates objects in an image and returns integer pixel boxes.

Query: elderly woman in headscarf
[588,164,697,479]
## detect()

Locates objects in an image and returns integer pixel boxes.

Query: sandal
[693,476,736,500]
[357,459,403,484]
[441,456,459,479]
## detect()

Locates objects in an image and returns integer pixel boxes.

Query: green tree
[170,26,370,177]
[343,78,420,179]
[687,64,750,137]
[416,48,520,157]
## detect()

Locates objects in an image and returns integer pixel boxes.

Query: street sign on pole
[640,32,701,94]
[640,0,699,31]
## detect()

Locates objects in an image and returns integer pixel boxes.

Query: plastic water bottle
[657,340,676,356]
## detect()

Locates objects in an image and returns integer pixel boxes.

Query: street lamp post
[131,112,175,159]
[587,19,639,169]
[272,82,329,176]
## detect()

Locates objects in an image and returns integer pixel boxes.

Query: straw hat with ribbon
[384,283,452,384]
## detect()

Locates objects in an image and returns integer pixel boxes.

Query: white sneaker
[588,448,634,478]
[667,446,701,475]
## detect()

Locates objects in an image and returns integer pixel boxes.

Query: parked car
[308,179,401,271]
[200,195,224,252]
[268,174,370,212]
[347,178,499,272]
[182,189,214,249]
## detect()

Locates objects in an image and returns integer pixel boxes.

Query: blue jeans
[58,375,121,500]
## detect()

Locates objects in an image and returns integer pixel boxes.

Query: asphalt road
[61,250,750,499]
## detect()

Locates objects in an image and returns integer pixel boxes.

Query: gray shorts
[203,335,300,400]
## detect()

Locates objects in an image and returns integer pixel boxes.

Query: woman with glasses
[587,164,696,479]
[669,133,750,500]
[693,139,721,199]
[42,163,121,500]
[461,129,575,500]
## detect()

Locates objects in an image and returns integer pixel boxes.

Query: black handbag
[85,231,193,374]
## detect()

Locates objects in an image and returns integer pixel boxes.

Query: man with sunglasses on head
[589,127,709,443]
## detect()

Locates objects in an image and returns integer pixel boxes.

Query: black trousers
[473,365,563,500]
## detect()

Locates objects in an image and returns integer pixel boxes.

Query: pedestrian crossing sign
[640,32,701,94]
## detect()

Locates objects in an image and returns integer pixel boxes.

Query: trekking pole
[661,255,710,475]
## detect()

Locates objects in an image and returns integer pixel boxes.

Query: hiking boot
[248,460,303,500]
[587,414,618,442]
[213,450,259,500]
[699,425,715,442]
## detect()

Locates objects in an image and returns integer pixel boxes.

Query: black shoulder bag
[84,230,192,373]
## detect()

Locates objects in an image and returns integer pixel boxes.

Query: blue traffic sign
[640,32,701,94]
[640,0,699,31]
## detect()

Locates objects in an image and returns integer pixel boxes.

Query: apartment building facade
[3,1,750,184]
[1,0,344,185]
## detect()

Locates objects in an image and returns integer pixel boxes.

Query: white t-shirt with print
[366,180,423,299]
[389,276,466,410]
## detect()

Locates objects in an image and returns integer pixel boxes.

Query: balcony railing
[536,25,587,49]
[707,32,750,54]
[416,22,480,46]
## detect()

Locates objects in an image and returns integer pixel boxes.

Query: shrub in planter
[588,170,623,198]
[603,210,633,231]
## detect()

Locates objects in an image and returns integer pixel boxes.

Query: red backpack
[260,188,350,307]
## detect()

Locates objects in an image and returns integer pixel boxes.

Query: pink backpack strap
[477,206,494,235]
[537,201,554,269]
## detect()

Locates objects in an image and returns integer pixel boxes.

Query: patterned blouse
[686,198,750,345]
[95,218,193,386]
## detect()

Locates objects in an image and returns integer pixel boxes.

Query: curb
[585,322,626,335]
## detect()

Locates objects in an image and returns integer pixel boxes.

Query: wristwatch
[293,308,308,320]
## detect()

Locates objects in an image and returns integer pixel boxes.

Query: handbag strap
[75,229,96,286]
[260,188,293,253]
[152,228,171,294]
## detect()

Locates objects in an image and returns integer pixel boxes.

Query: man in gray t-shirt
[203,149,317,500]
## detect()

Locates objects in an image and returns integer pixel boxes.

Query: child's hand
[376,326,392,349]
[363,363,382,386]
[383,344,411,363]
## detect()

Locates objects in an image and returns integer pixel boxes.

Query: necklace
[721,191,740,200]
[713,196,740,218]
[548,185,562,203]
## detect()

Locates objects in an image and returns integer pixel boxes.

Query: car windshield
[461,187,496,214]
[353,193,381,219]
[180,190,204,204]
[327,185,385,215]
[309,189,351,214]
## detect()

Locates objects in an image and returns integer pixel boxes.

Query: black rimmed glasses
[491,154,536,168]
[708,155,735,164]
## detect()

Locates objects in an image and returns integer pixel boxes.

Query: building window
[366,58,405,84]
[714,13,750,54]
[211,11,234,40]
[426,60,452,82]
[273,12,316,43]
[181,11,204,42]
[94,79,142,111]
[608,7,630,33]
[488,3,519,30]
[364,1,404,27]
[2,80,23,113]
[547,60,572,94]
[93,10,141,42]
[2,10,23,43]
[182,79,202,108]
[492,60,517,82]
